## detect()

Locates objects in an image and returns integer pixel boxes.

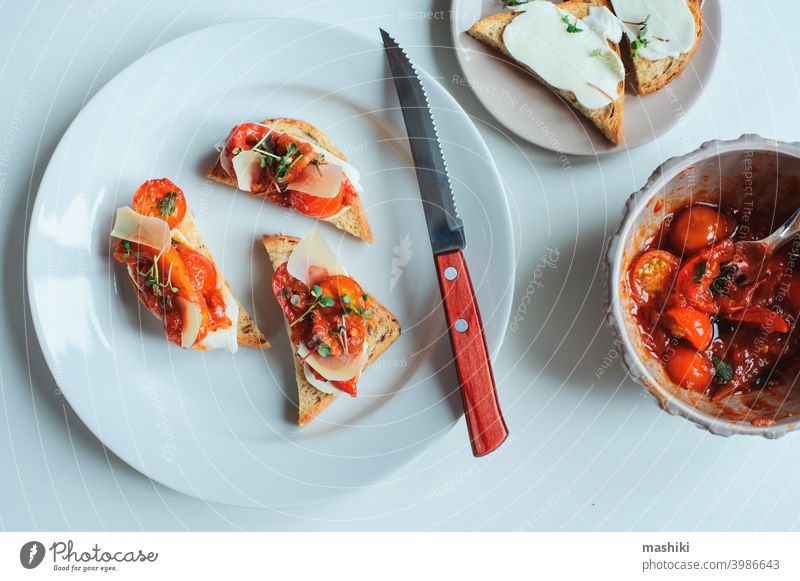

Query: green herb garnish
[561,13,583,33]
[290,286,336,328]
[139,256,179,303]
[317,343,332,358]
[711,355,734,385]
[629,15,651,57]
[502,0,530,6]
[312,153,326,176]
[121,240,132,258]
[693,261,708,284]
[157,191,178,218]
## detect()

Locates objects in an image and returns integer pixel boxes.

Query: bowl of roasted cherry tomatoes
[608,136,800,437]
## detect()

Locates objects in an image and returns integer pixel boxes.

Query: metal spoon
[726,207,800,286]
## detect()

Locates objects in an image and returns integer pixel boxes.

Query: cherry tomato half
[629,250,680,306]
[670,205,733,255]
[676,239,734,314]
[665,345,714,392]
[132,178,187,229]
[289,183,344,218]
[662,306,713,351]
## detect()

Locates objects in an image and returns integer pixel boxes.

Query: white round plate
[27,18,515,507]
[451,0,721,155]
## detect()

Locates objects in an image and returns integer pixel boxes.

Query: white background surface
[2,0,800,531]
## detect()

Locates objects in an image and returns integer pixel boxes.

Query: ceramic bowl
[607,135,800,437]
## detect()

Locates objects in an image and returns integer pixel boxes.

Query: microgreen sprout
[561,13,583,33]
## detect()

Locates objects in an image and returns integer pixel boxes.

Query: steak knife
[381,29,508,457]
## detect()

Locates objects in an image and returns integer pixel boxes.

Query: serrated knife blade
[380,28,465,255]
[381,29,508,457]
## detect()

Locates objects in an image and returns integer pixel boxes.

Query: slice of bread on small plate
[612,0,703,95]
[208,117,373,243]
[262,234,400,425]
[469,0,625,145]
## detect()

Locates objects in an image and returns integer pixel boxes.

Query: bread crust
[261,234,401,425]
[208,118,373,243]
[468,0,625,145]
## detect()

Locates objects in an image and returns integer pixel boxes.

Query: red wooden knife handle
[435,250,508,457]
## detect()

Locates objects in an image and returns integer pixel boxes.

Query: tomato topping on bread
[262,231,400,425]
[208,118,373,242]
[111,178,268,351]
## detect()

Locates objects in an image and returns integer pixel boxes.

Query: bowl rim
[606,134,800,438]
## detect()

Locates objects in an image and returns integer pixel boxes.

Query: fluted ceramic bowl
[607,135,800,438]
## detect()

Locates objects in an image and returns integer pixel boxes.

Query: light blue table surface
[2,0,800,531]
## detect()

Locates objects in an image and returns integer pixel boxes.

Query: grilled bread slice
[468,0,625,145]
[208,118,373,243]
[262,234,400,425]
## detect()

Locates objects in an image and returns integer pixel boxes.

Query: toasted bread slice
[208,118,373,243]
[169,212,268,349]
[618,0,703,95]
[262,234,401,425]
[468,0,625,145]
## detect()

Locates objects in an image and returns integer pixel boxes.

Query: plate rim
[25,16,516,507]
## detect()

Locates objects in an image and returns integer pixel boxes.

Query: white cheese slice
[176,297,202,348]
[110,206,172,255]
[286,230,348,286]
[231,149,263,192]
[583,6,623,43]
[610,0,696,60]
[286,163,343,199]
[503,1,625,110]
[214,136,234,177]
[196,283,239,353]
[297,341,368,383]
[302,363,340,394]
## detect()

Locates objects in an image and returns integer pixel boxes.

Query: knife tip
[379,28,396,48]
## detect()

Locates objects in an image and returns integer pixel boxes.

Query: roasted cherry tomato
[174,243,230,329]
[289,183,344,218]
[629,250,680,305]
[726,306,790,334]
[662,307,713,351]
[132,178,187,229]
[670,205,732,255]
[676,239,733,314]
[175,243,218,294]
[665,345,714,392]
[223,123,269,155]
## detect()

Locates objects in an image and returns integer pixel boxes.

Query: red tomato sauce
[627,203,800,401]
[113,179,232,348]
[222,123,356,218]
[272,263,373,396]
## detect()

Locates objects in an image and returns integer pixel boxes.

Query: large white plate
[27,18,515,507]
[451,0,721,155]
